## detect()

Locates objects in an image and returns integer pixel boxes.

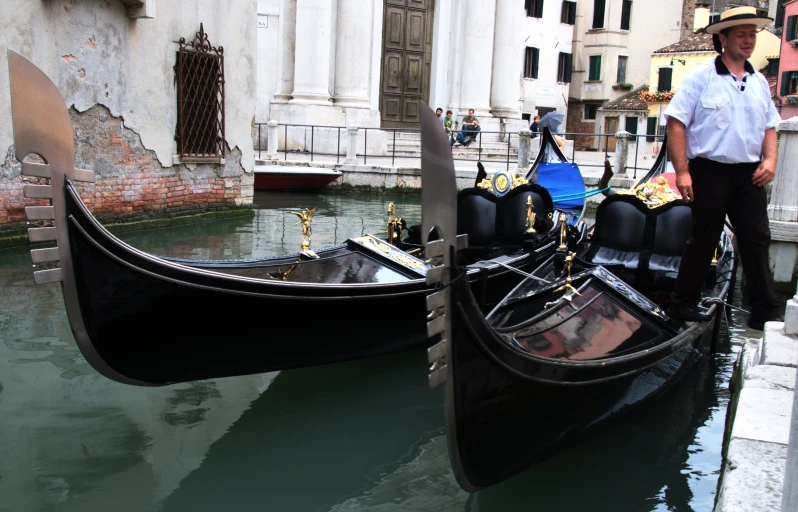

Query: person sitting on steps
[454,109,480,147]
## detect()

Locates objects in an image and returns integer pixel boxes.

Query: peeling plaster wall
[0,0,257,177]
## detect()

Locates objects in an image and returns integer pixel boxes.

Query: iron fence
[254,122,666,179]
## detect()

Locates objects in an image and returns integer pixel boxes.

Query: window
[767,58,780,75]
[557,52,573,83]
[776,0,785,30]
[617,56,628,83]
[525,0,544,18]
[787,15,798,40]
[657,67,673,92]
[561,0,576,25]
[176,23,225,160]
[524,47,540,79]
[646,117,658,142]
[624,116,638,134]
[589,56,602,81]
[522,113,532,122]
[781,71,798,96]
[620,0,632,30]
[592,0,606,29]
[584,104,599,120]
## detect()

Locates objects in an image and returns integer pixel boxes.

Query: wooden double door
[380,0,435,128]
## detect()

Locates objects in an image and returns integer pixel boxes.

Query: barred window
[176,24,225,160]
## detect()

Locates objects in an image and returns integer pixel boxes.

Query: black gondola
[7,51,584,385]
[420,103,734,492]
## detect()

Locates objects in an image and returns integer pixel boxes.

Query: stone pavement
[715,323,798,512]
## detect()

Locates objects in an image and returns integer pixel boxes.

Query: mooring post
[517,129,532,171]
[614,130,631,177]
[345,125,358,165]
[768,119,798,289]
[266,120,279,160]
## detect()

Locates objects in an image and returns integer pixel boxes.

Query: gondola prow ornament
[291,207,318,258]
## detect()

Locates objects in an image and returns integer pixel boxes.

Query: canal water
[0,191,777,512]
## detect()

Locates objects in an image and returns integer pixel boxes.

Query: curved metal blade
[420,102,457,249]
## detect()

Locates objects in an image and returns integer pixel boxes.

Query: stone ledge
[731,387,794,445]
[745,365,798,391]
[715,438,787,512]
[761,324,798,368]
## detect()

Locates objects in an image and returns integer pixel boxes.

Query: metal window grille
[175,24,225,160]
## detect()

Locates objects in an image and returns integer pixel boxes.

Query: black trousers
[672,157,779,321]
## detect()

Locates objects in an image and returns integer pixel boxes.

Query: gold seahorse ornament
[291,207,318,258]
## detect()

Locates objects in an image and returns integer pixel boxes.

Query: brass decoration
[554,252,581,300]
[291,207,318,258]
[617,176,681,208]
[525,196,536,234]
[266,265,298,281]
[477,173,529,196]
[386,202,406,245]
[558,215,568,250]
[368,237,393,253]
[711,247,718,265]
[393,252,424,269]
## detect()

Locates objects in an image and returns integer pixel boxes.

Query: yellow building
[644,28,781,140]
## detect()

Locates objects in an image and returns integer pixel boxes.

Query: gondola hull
[444,272,720,490]
[64,180,553,385]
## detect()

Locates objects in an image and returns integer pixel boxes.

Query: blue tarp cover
[536,161,585,209]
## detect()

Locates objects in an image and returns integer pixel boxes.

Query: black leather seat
[583,194,691,275]
[457,184,554,246]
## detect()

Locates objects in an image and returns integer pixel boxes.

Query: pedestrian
[436,107,445,129]
[454,109,480,147]
[664,6,782,330]
[530,115,540,138]
[444,110,458,147]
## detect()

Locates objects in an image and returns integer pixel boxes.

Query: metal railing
[254,122,665,178]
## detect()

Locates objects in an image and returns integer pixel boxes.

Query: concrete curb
[715,322,798,511]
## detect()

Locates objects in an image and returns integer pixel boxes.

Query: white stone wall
[256,0,280,123]
[570,0,682,103]
[0,0,257,172]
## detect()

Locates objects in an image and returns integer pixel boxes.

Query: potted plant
[612,82,634,91]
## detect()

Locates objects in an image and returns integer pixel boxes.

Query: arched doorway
[379,0,435,128]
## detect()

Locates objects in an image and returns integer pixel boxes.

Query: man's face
[468,109,474,116]
[436,109,443,117]
[720,24,757,61]
[445,112,452,119]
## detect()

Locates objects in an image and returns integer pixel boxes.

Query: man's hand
[675,172,694,203]
[752,158,776,187]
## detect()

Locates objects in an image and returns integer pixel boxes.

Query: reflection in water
[0,191,769,511]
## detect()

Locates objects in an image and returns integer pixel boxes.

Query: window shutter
[535,0,545,18]
[568,2,576,24]
[776,0,785,29]
[787,15,797,40]
[533,48,540,79]
[593,0,606,28]
[625,116,638,134]
[646,117,657,142]
[564,53,573,83]
[589,56,602,81]
[658,67,673,92]
[525,0,533,14]
[621,0,632,30]
[782,71,791,96]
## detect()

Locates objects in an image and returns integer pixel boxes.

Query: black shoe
[668,303,711,322]
[747,315,784,331]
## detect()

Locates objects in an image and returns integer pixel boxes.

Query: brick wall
[565,101,599,151]
[0,105,250,236]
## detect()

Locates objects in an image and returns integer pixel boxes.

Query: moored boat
[420,103,735,491]
[8,50,576,385]
[253,164,342,190]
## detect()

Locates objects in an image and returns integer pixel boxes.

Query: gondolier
[664,6,781,329]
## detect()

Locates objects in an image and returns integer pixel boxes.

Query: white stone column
[266,120,279,160]
[333,0,374,108]
[290,0,334,105]
[517,130,532,170]
[456,0,496,117]
[345,125,358,164]
[614,130,631,177]
[768,119,798,286]
[272,0,296,104]
[489,0,523,119]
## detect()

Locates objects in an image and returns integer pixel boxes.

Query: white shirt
[664,57,780,164]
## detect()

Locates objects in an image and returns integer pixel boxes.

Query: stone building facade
[0,0,257,235]
[255,0,575,150]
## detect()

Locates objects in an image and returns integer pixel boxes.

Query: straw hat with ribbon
[707,6,772,53]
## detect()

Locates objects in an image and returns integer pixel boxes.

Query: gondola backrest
[586,194,691,273]
[457,184,554,246]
